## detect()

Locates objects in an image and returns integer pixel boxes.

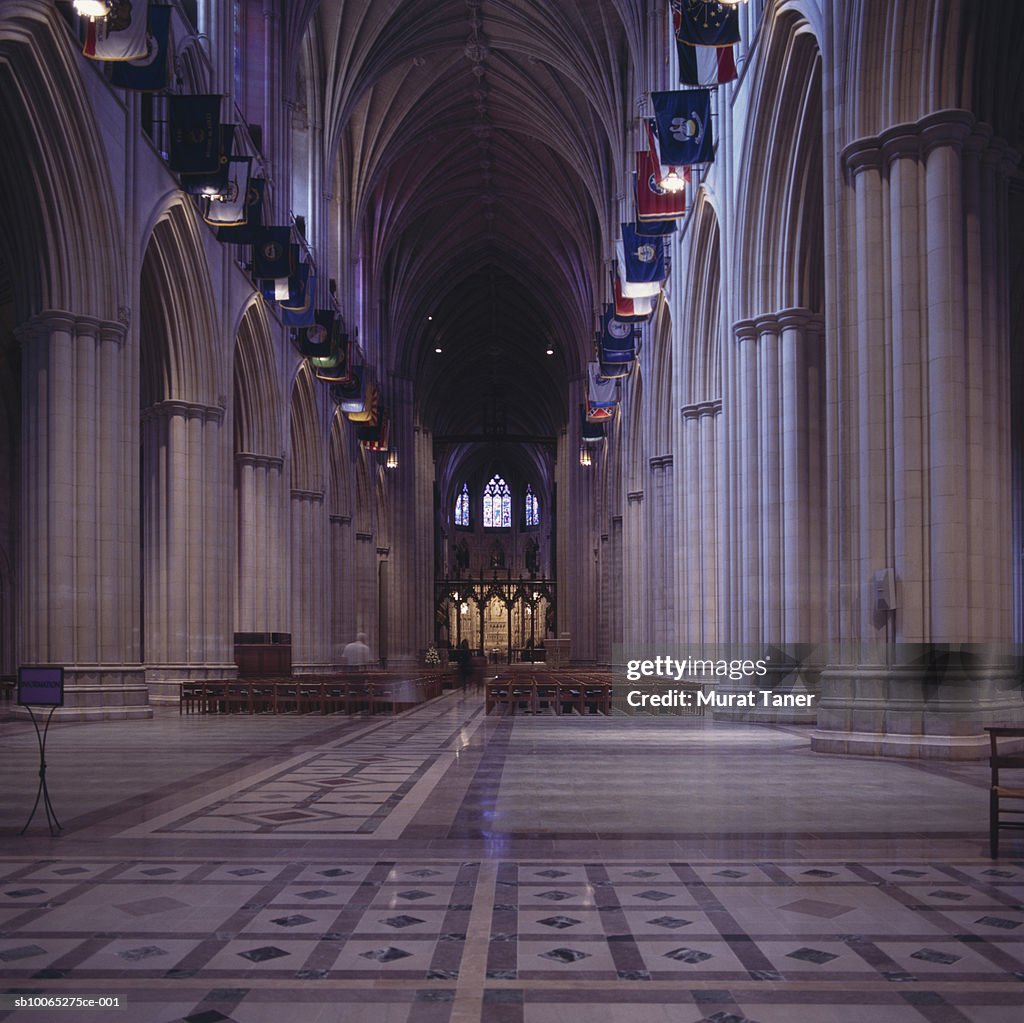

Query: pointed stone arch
[139,206,232,694]
[141,203,222,409]
[234,300,287,639]
[735,10,824,318]
[234,300,283,458]
[0,6,124,322]
[289,366,329,671]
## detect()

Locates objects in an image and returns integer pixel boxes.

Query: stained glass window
[455,482,470,527]
[483,474,511,528]
[525,485,540,527]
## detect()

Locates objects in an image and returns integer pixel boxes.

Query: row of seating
[179,674,442,716]
[485,675,613,715]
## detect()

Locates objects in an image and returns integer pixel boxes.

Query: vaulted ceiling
[307,0,647,442]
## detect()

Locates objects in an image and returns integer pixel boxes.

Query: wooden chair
[580,679,612,715]
[986,727,1024,858]
[485,678,511,714]
[533,677,560,714]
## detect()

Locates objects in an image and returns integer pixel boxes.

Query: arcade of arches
[0,0,1018,754]
[2,2,1024,1019]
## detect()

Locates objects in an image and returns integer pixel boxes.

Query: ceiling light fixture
[435,346,443,354]
[545,346,554,356]
[74,0,111,16]
[660,169,688,193]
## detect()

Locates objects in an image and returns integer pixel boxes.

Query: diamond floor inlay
[1,687,1022,1023]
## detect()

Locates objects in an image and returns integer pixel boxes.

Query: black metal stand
[20,705,62,837]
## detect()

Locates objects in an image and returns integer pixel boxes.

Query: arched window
[483,474,511,528]
[454,482,470,527]
[525,485,540,527]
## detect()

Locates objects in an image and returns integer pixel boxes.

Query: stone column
[756,315,782,642]
[681,405,702,642]
[141,398,234,699]
[235,453,287,634]
[734,319,760,643]
[290,488,329,673]
[648,454,674,645]
[816,112,1021,757]
[624,489,645,647]
[17,312,148,719]
[329,514,353,665]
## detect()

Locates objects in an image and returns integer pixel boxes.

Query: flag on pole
[613,274,654,320]
[202,157,252,226]
[581,406,605,443]
[168,95,223,173]
[651,89,714,166]
[180,125,236,196]
[109,4,172,89]
[619,223,668,284]
[587,362,618,421]
[252,227,293,279]
[215,178,265,244]
[330,365,366,413]
[83,1,151,61]
[676,38,737,87]
[672,1,741,48]
[636,149,686,221]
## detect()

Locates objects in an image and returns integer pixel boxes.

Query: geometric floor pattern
[1,686,1023,1022]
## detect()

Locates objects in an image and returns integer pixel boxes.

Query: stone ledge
[810,728,992,760]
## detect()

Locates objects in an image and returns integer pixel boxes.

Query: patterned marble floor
[0,690,1021,1023]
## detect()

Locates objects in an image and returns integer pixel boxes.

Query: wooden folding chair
[986,727,1024,858]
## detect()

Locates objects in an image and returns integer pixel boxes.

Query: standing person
[342,632,373,668]
[455,639,472,690]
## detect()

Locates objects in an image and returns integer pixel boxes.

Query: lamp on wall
[659,169,687,193]
[73,1,112,17]
[385,449,398,470]
[579,447,592,468]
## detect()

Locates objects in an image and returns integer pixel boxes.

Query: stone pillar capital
[649,454,673,471]
[878,126,921,164]
[142,400,225,424]
[754,313,781,337]
[919,109,976,156]
[291,488,324,504]
[841,137,882,178]
[682,399,722,419]
[14,311,127,347]
[776,307,823,333]
[235,452,284,470]
[627,490,644,505]
[733,318,758,343]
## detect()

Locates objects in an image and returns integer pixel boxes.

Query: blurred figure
[342,632,373,668]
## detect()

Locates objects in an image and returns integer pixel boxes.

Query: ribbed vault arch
[234,301,282,458]
[735,10,823,318]
[289,366,324,494]
[0,6,123,322]
[140,205,221,409]
[682,195,723,404]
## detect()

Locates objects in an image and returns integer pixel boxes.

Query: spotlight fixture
[386,450,398,470]
[660,169,687,193]
[435,346,443,354]
[545,346,554,356]
[74,0,111,16]
[579,447,592,468]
